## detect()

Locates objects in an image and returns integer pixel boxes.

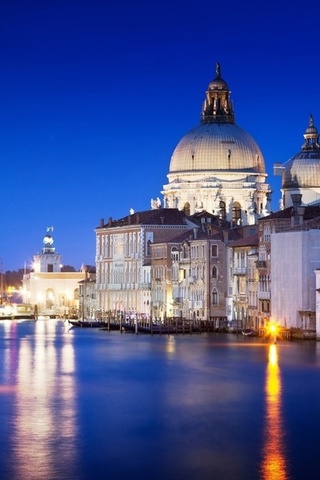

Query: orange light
[268,323,278,334]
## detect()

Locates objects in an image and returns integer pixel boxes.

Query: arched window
[183,202,190,216]
[232,202,242,225]
[212,266,217,278]
[219,201,226,220]
[212,289,218,305]
[46,288,55,309]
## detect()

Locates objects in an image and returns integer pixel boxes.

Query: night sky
[1,0,320,271]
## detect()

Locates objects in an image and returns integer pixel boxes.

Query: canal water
[0,319,319,480]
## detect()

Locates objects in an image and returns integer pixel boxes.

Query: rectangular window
[211,244,218,257]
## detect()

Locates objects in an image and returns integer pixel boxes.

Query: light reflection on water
[261,344,290,480]
[6,320,79,480]
[0,320,319,479]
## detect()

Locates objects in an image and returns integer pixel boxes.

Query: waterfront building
[95,209,197,320]
[149,213,259,326]
[78,267,97,319]
[258,195,320,330]
[162,63,272,223]
[271,229,320,332]
[179,225,230,324]
[274,115,320,208]
[229,230,259,330]
[148,211,229,324]
[22,229,87,317]
[150,230,193,322]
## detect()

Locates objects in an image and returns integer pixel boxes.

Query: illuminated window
[219,201,226,220]
[183,202,190,216]
[232,202,242,225]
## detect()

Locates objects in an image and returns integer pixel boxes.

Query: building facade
[162,63,271,224]
[23,230,87,317]
[95,209,197,321]
[271,229,320,331]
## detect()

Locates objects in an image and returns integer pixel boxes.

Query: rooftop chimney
[291,194,303,226]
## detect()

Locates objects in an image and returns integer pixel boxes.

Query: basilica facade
[162,63,271,225]
[23,229,87,317]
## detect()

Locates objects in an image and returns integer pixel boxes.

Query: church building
[162,63,272,225]
[23,229,87,318]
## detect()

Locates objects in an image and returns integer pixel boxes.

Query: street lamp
[269,323,278,344]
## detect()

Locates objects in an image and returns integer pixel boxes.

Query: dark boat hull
[68,320,121,330]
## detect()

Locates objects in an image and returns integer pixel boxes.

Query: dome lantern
[201,63,235,124]
[302,114,320,150]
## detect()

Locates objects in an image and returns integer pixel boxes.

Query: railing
[233,267,247,275]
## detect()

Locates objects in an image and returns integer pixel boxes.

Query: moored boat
[242,328,258,337]
[68,319,121,330]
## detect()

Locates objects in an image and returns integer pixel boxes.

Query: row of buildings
[21,63,320,338]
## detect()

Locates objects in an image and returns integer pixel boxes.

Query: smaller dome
[208,62,228,91]
[282,115,320,189]
[208,77,228,91]
[282,153,320,188]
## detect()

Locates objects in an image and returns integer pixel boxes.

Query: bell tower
[32,227,62,273]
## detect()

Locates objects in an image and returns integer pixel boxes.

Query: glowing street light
[269,322,278,344]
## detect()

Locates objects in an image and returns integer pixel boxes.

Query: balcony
[258,291,271,299]
[233,267,247,275]
[172,297,183,305]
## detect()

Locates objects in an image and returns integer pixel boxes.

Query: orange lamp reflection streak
[261,344,289,480]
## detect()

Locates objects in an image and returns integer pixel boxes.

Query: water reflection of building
[261,344,289,480]
[23,228,87,317]
[11,321,79,479]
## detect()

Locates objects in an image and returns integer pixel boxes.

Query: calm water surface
[0,319,319,480]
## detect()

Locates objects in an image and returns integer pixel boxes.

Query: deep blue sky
[1,0,320,271]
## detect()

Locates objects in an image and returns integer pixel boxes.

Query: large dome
[282,115,320,189]
[162,63,271,223]
[169,122,265,173]
[169,62,265,175]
